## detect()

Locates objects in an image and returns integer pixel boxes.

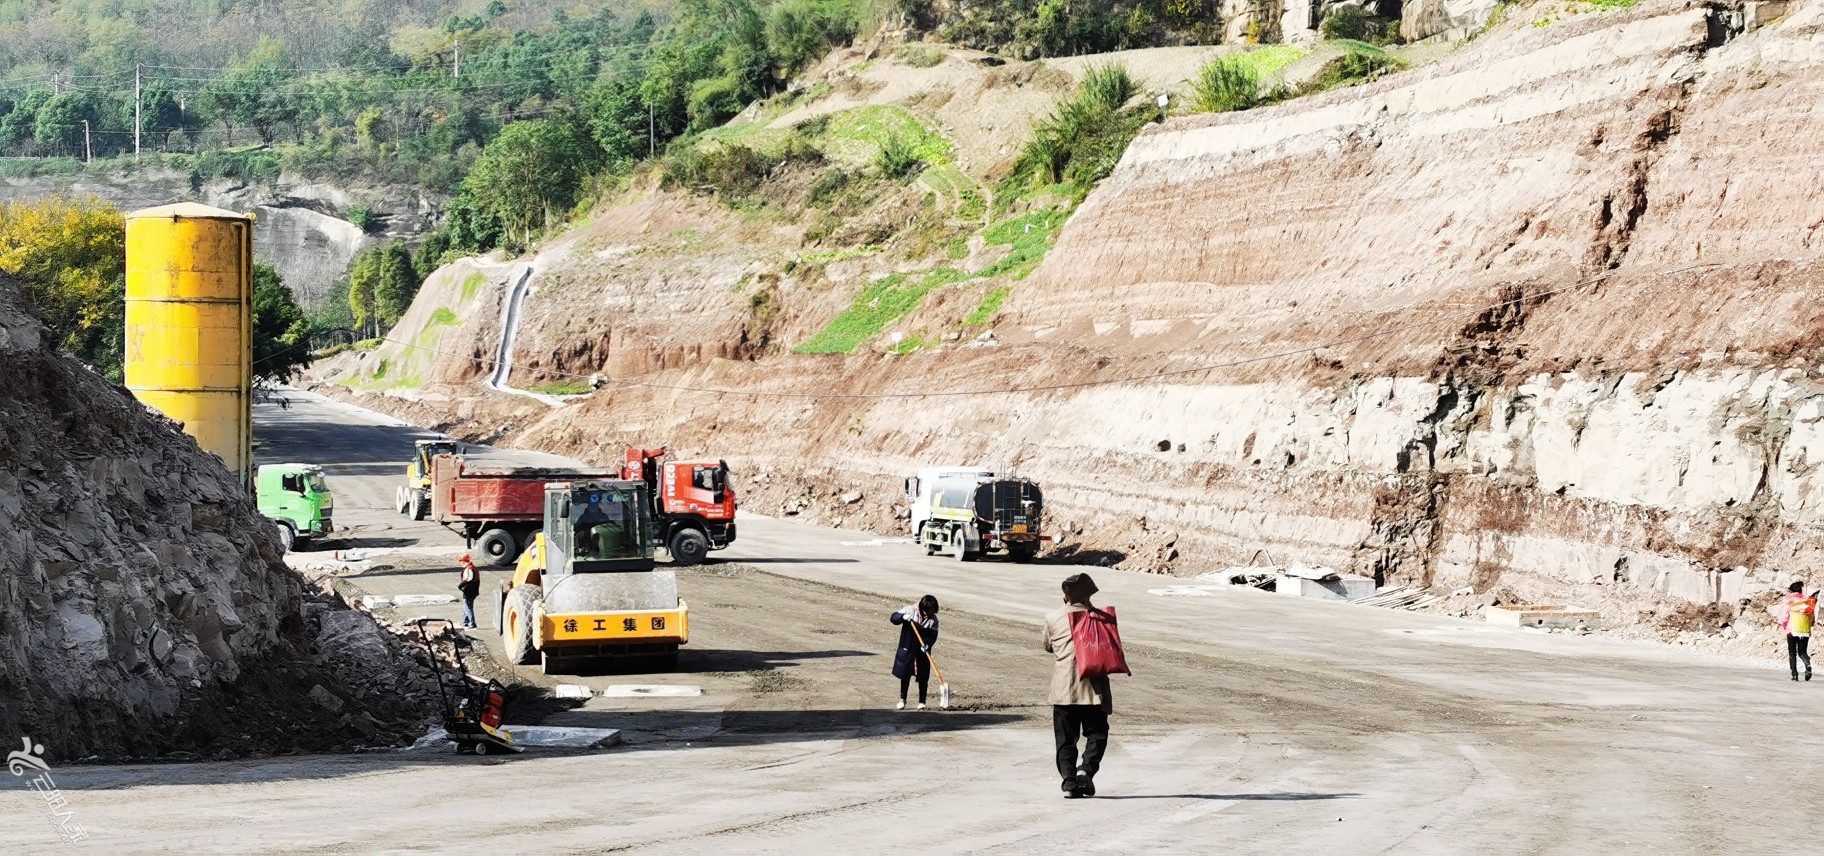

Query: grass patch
[819,106,951,169]
[528,381,593,395]
[888,334,930,354]
[1298,49,1406,95]
[1005,64,1158,202]
[897,43,946,68]
[460,273,486,301]
[429,307,460,326]
[799,244,883,265]
[1192,56,1261,113]
[978,208,1069,280]
[795,266,973,354]
[1229,45,1308,79]
[965,286,1011,326]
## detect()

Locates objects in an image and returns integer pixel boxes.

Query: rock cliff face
[326,0,1824,648]
[0,271,434,759]
[0,169,442,307]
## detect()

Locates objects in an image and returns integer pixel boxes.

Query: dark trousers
[899,674,928,703]
[1791,635,1812,677]
[1053,705,1110,782]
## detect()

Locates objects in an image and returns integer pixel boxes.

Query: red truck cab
[623,448,737,565]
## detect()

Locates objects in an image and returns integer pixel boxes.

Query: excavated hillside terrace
[318,0,1824,657]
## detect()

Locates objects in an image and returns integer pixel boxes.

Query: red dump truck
[430,448,737,566]
[430,456,616,566]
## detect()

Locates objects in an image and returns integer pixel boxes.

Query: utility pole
[453,37,461,80]
[648,106,655,158]
[134,63,142,159]
[80,119,91,163]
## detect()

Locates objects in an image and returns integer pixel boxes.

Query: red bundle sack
[1068,606,1131,679]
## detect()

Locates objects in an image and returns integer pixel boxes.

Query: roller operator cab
[623,448,737,566]
[256,463,333,552]
[399,438,459,521]
[917,477,1048,562]
[498,479,689,673]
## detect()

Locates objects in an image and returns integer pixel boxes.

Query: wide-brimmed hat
[1061,573,1098,600]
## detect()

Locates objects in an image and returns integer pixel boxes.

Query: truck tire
[669,528,709,566]
[502,585,542,666]
[1010,544,1039,563]
[952,526,977,562]
[395,487,408,515]
[412,493,430,521]
[276,522,295,554]
[919,523,938,555]
[476,528,517,566]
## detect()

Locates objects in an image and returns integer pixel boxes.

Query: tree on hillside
[347,249,381,338]
[373,242,419,325]
[459,119,595,246]
[141,86,196,150]
[766,0,859,76]
[0,197,127,378]
[201,37,300,145]
[33,91,104,156]
[252,264,315,382]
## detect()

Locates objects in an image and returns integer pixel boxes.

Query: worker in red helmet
[457,553,481,629]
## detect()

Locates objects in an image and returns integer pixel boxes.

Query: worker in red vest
[1782,581,1817,682]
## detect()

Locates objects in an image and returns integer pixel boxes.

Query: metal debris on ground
[1352,587,1443,610]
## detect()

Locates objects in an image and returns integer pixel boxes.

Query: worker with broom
[890,595,942,710]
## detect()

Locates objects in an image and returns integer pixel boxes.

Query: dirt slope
[0,271,437,760]
[318,0,1824,655]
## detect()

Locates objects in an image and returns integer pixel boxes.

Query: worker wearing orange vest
[1783,581,1817,682]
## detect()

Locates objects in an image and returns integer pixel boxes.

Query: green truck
[257,463,334,551]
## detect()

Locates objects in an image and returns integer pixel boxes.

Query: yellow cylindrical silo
[124,203,253,485]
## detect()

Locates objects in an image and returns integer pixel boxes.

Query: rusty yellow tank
[124,203,253,483]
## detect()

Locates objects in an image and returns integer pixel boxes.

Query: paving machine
[413,618,517,756]
[498,479,689,674]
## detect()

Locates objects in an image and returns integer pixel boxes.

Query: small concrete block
[1485,604,1603,630]
[392,594,458,607]
[1276,574,1376,601]
[553,684,594,699]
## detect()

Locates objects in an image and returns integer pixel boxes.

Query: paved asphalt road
[5,390,1817,854]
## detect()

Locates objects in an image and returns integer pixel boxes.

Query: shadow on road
[548,708,1027,752]
[534,648,877,677]
[1096,792,1362,801]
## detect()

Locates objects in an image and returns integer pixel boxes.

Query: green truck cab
[257,463,334,551]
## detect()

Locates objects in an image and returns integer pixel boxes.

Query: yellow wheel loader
[497,479,689,674]
[399,438,459,520]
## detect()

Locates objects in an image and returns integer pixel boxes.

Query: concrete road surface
[5,390,1817,854]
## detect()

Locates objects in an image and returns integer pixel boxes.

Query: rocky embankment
[0,169,441,307]
[322,0,1824,656]
[0,271,438,760]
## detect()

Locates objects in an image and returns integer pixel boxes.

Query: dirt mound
[0,271,438,760]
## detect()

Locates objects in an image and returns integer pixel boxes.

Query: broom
[907,619,951,709]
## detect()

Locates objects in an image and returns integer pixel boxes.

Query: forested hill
[0,0,1222,190]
